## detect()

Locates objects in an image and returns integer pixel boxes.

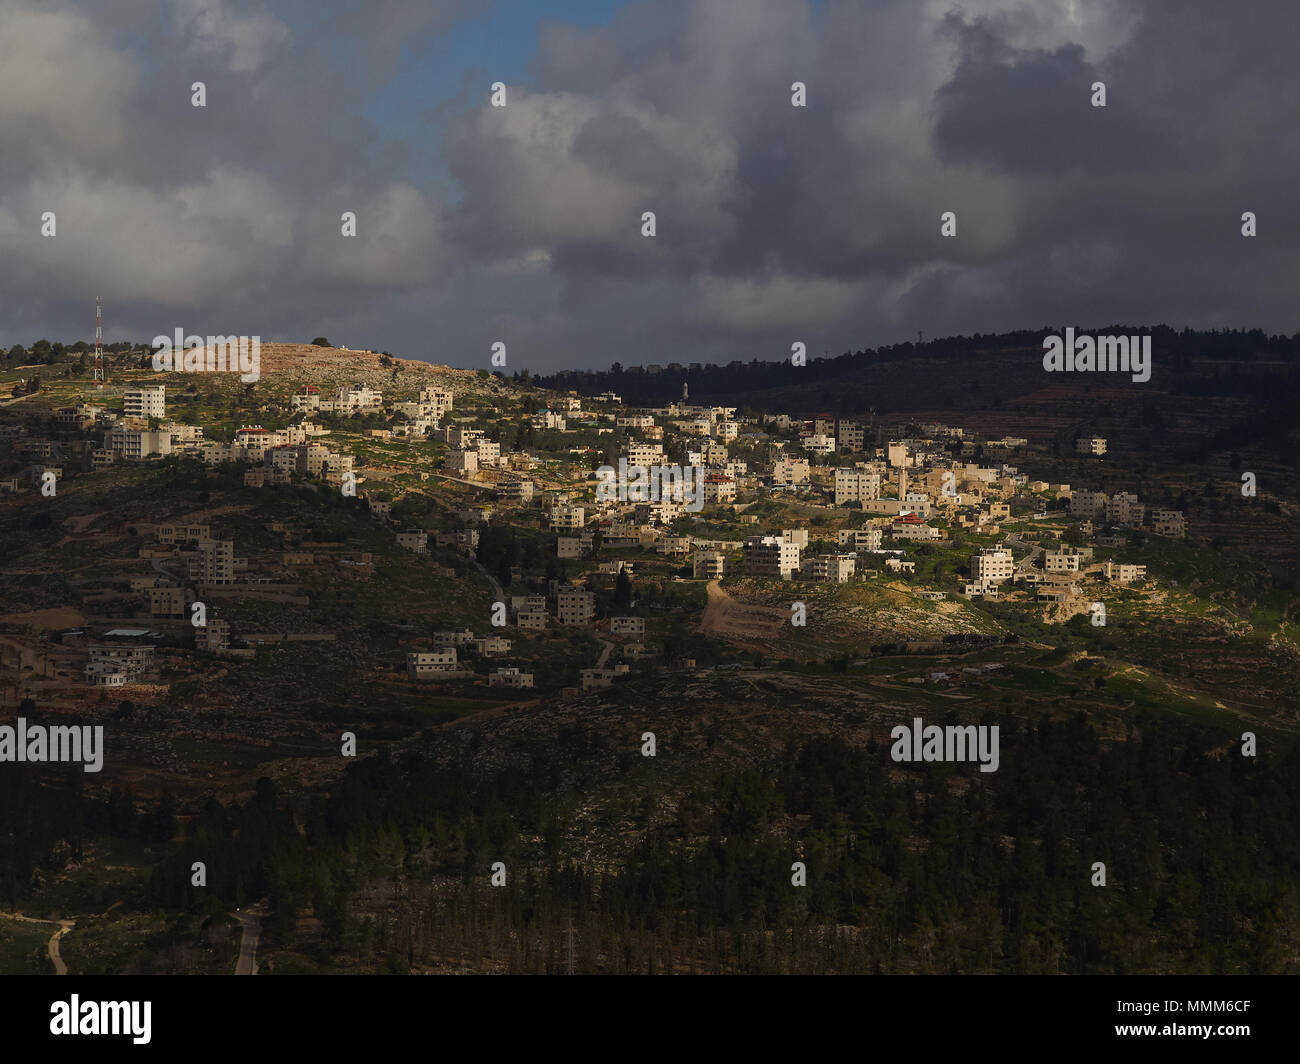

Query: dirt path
[0,912,75,974]
[234,912,260,975]
[49,921,74,974]
[698,580,789,651]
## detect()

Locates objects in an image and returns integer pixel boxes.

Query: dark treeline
[535,326,1300,414]
[0,766,176,906]
[114,713,1300,974]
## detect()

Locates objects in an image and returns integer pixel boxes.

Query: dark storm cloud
[1,0,1297,370]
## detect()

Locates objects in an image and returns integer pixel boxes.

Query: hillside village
[0,341,1200,706]
[0,336,1296,979]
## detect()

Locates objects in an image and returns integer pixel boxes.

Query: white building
[837,528,883,551]
[123,386,166,420]
[1106,492,1145,527]
[490,667,534,688]
[743,536,801,580]
[550,505,586,531]
[771,458,810,486]
[971,547,1015,586]
[406,650,459,678]
[1103,561,1147,584]
[835,468,882,505]
[1045,547,1085,572]
[801,554,856,583]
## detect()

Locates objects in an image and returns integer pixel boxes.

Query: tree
[311,337,332,347]
[614,567,632,608]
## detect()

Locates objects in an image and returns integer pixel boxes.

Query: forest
[4,708,1296,974]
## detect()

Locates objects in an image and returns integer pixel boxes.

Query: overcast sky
[2,0,1297,372]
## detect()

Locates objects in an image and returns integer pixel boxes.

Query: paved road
[234,912,260,975]
[1004,531,1043,571]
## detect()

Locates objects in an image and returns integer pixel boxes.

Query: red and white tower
[92,295,105,386]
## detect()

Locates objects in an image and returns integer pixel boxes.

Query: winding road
[0,912,75,974]
[234,911,261,975]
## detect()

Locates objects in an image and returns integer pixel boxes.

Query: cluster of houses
[11,364,1204,696]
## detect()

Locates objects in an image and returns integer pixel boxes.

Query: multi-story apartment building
[191,539,237,585]
[556,586,596,626]
[290,385,321,411]
[107,426,172,460]
[743,536,801,579]
[837,528,883,551]
[497,478,535,502]
[836,420,866,453]
[1106,491,1145,527]
[557,534,595,559]
[771,457,811,486]
[890,514,942,541]
[446,450,478,475]
[971,547,1015,586]
[550,505,585,531]
[490,667,534,688]
[530,410,566,430]
[471,635,511,656]
[703,473,736,504]
[1075,437,1107,456]
[195,618,231,653]
[396,531,428,554]
[1103,562,1147,583]
[835,468,882,505]
[406,650,459,678]
[801,554,856,583]
[693,551,725,579]
[1069,489,1109,520]
[156,523,210,545]
[1044,547,1087,572]
[431,628,475,649]
[123,386,166,420]
[610,617,646,637]
[1150,510,1186,538]
[418,387,454,417]
[625,442,665,467]
[148,586,186,618]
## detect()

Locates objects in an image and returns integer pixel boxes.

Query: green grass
[0,919,55,975]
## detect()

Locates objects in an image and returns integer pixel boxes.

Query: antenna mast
[93,295,105,387]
